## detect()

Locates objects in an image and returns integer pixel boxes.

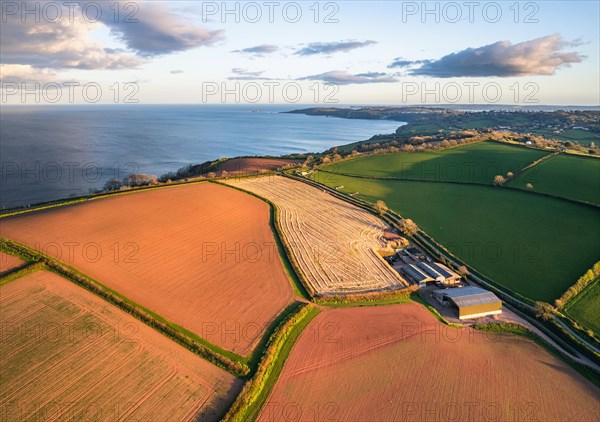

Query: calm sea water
[0,105,401,209]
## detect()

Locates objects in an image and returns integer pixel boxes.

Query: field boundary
[0,179,209,219]
[472,322,600,387]
[288,173,600,366]
[224,303,319,422]
[507,153,600,207]
[563,277,600,313]
[0,237,250,377]
[221,176,415,299]
[0,261,46,286]
[314,287,415,307]
[315,168,600,209]
[561,277,600,341]
[211,179,313,300]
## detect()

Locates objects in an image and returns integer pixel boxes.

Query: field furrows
[0,271,242,422]
[224,176,406,295]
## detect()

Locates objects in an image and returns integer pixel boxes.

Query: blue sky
[1,1,598,105]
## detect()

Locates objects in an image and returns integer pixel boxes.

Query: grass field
[509,154,600,205]
[260,304,600,421]
[223,176,406,295]
[0,270,241,421]
[564,279,600,335]
[309,173,600,302]
[532,128,600,146]
[321,141,550,185]
[0,182,294,356]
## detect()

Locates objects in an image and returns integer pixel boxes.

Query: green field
[532,128,600,147]
[322,141,551,185]
[509,154,600,206]
[309,172,600,302]
[564,280,600,335]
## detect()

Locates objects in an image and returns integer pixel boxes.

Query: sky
[1,0,599,105]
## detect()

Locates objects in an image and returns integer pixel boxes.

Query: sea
[0,104,402,209]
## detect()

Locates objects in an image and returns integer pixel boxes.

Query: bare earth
[260,304,600,422]
[224,175,406,295]
[0,271,242,422]
[216,158,299,176]
[0,183,293,355]
[0,252,24,275]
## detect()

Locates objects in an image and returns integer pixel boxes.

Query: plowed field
[0,271,242,421]
[260,304,600,421]
[0,183,293,355]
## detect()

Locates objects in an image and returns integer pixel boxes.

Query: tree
[493,175,506,186]
[398,218,418,236]
[123,173,158,187]
[304,155,315,166]
[534,301,554,321]
[590,141,596,149]
[374,200,388,215]
[457,266,469,277]
[103,178,122,191]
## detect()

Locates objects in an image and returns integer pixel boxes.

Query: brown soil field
[216,158,300,176]
[0,252,25,275]
[0,270,242,421]
[224,176,406,295]
[260,304,600,422]
[0,183,293,355]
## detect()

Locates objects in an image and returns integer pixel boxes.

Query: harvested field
[0,183,293,355]
[217,158,300,176]
[223,176,405,295]
[260,304,600,422]
[0,270,242,421]
[0,252,25,275]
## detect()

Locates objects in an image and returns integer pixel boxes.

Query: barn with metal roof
[433,286,502,320]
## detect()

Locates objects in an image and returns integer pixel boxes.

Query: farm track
[223,176,407,295]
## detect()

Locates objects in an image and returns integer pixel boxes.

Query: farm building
[399,264,434,285]
[433,286,502,319]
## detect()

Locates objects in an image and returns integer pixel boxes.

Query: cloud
[0,2,142,70]
[227,68,270,80]
[295,40,377,56]
[0,64,59,83]
[170,69,184,74]
[299,70,397,85]
[407,35,583,77]
[232,44,279,55]
[0,1,223,73]
[97,1,224,57]
[388,58,431,69]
